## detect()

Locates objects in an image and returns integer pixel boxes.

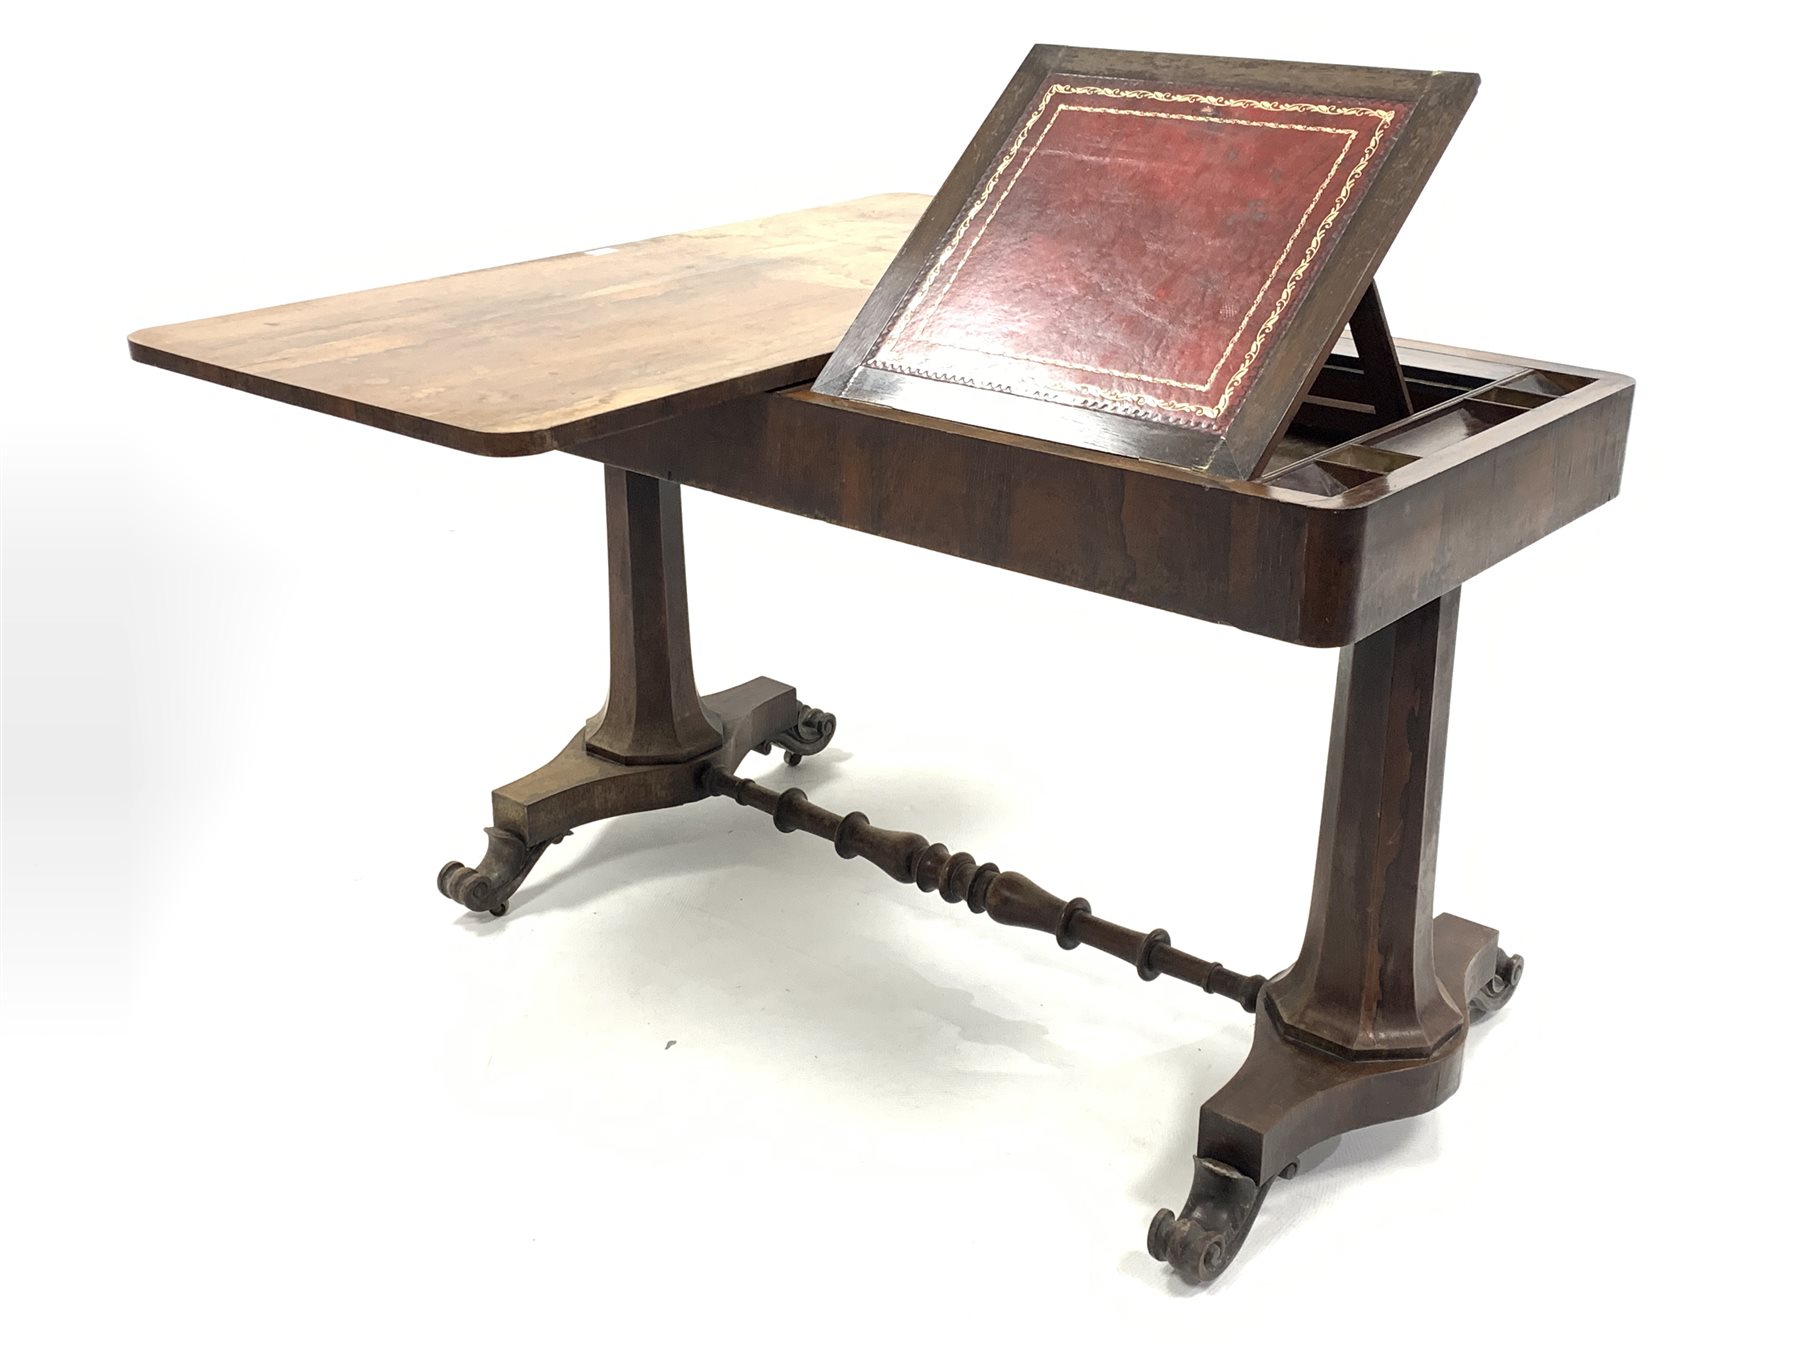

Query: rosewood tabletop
[129,194,928,456]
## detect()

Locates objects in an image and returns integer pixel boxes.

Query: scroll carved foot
[1148,1156,1294,1282]
[1470,948,1524,1018]
[438,827,568,916]
[756,703,837,767]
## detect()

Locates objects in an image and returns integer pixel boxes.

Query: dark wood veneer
[581,341,1631,647]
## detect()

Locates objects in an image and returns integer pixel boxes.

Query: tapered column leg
[1269,588,1467,1060]
[585,466,724,764]
[437,469,834,915]
[1150,590,1523,1281]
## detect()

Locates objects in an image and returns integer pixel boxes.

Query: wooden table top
[128,194,928,456]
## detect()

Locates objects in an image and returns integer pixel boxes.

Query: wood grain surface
[582,340,1633,647]
[128,194,928,456]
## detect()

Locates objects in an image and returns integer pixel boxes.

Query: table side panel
[574,391,1345,644]
[572,373,1629,647]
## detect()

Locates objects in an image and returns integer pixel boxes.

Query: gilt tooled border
[868,83,1402,427]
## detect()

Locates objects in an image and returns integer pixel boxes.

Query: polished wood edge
[128,338,545,456]
[125,337,836,458]
[1381,336,1630,385]
[1038,44,1476,99]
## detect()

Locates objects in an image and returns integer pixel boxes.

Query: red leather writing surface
[867,79,1412,435]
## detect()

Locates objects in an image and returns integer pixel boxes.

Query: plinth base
[1148,912,1522,1281]
[437,677,830,915]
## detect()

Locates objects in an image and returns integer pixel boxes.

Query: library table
[129,46,1633,1282]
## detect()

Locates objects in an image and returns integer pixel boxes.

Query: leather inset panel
[866,78,1412,436]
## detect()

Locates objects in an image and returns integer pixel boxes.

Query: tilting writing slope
[815,47,1477,478]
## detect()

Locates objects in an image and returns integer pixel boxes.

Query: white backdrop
[3,3,1790,1343]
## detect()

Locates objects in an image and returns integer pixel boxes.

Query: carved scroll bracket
[438,826,569,916]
